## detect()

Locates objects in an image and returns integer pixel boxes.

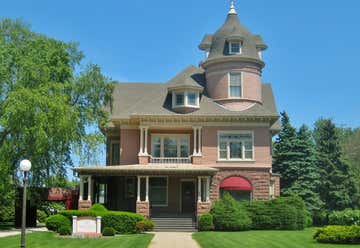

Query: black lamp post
[20,159,31,248]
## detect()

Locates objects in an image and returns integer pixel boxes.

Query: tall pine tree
[285,125,323,213]
[313,119,357,210]
[273,111,298,190]
[273,112,323,213]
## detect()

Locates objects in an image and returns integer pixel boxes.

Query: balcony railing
[150,156,191,164]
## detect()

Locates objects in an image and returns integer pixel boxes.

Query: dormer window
[229,42,242,54]
[172,91,199,108]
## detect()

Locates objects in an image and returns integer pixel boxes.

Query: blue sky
[2,0,360,128]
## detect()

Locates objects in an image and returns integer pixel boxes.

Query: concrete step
[151,216,197,232]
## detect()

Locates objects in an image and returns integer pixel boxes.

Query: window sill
[216,160,255,163]
[173,104,200,109]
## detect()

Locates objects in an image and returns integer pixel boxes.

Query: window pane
[164,138,177,157]
[230,86,241,97]
[230,74,241,86]
[175,93,184,105]
[151,137,161,157]
[187,92,197,105]
[229,141,242,159]
[111,143,120,165]
[220,150,227,159]
[244,140,252,150]
[219,141,227,150]
[245,151,253,159]
[230,43,240,54]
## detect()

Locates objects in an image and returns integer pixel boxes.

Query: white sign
[72,216,101,236]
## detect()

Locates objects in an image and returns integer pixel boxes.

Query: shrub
[313,225,360,244]
[211,193,252,231]
[45,214,71,233]
[304,211,313,228]
[102,227,116,236]
[313,211,329,226]
[37,209,48,223]
[136,221,146,233]
[90,204,108,212]
[328,209,360,226]
[60,210,145,234]
[58,225,71,236]
[135,219,154,233]
[198,214,214,231]
[241,196,307,230]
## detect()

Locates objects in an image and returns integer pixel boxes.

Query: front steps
[151,216,197,232]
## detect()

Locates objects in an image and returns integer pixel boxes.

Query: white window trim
[217,130,255,162]
[228,72,243,99]
[150,134,190,158]
[172,91,200,108]
[110,140,120,165]
[149,176,168,207]
[229,41,242,55]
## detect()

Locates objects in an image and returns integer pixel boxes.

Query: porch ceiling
[73,164,218,176]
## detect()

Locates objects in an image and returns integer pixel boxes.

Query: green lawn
[0,231,154,248]
[193,228,360,248]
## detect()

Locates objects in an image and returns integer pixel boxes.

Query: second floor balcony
[149,156,192,164]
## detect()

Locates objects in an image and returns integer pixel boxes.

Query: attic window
[172,91,199,108]
[229,42,241,54]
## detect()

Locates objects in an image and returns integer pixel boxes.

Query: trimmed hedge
[135,219,154,233]
[314,225,360,244]
[211,193,252,231]
[240,196,307,230]
[102,227,116,236]
[328,209,360,226]
[45,214,71,233]
[90,203,108,212]
[198,214,214,231]
[59,209,145,234]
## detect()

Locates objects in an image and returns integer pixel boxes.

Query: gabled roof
[167,65,204,91]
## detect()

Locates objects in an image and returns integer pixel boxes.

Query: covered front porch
[75,165,217,218]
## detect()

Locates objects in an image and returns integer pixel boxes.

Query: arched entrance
[220,176,252,201]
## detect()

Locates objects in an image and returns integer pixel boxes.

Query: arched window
[220,176,252,201]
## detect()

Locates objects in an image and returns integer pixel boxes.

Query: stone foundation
[136,201,150,218]
[192,155,202,165]
[197,201,211,216]
[78,200,92,210]
[210,169,272,201]
[271,173,281,197]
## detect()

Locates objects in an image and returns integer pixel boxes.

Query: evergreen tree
[284,125,323,213]
[313,119,357,210]
[273,111,298,190]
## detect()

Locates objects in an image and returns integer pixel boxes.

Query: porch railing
[150,156,191,164]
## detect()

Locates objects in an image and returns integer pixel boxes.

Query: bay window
[218,131,254,161]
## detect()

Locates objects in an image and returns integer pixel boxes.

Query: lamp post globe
[20,159,31,172]
[20,159,31,248]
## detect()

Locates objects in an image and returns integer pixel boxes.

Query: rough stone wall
[136,201,150,218]
[210,169,271,201]
[78,200,92,210]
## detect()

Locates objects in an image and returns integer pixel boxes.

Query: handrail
[149,156,191,164]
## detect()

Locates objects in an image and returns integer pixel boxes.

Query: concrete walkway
[0,227,48,238]
[148,232,200,248]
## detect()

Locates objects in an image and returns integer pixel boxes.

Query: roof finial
[228,1,237,14]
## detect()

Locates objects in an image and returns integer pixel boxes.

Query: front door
[181,181,195,213]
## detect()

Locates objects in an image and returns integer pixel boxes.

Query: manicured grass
[0,231,154,248]
[193,228,360,248]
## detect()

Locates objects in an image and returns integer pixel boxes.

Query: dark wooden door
[181,181,195,213]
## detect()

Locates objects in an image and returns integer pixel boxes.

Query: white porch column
[145,176,149,202]
[198,127,202,155]
[193,127,197,155]
[197,176,201,202]
[79,176,84,201]
[206,176,210,202]
[87,176,92,202]
[139,127,144,155]
[137,176,141,202]
[144,127,148,155]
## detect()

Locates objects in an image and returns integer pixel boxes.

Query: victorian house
[75,2,280,230]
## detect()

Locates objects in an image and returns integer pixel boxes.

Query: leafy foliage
[37,209,48,223]
[102,227,116,236]
[90,203,108,212]
[314,119,358,210]
[241,196,307,230]
[198,214,214,231]
[45,214,70,233]
[328,209,360,226]
[135,219,154,233]
[0,18,113,215]
[313,225,360,244]
[210,192,252,231]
